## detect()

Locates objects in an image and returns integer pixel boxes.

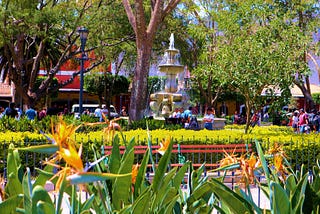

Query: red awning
[56,75,81,89]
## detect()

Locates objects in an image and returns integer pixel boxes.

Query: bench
[101,143,252,171]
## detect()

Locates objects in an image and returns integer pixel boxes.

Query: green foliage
[148,76,166,94]
[178,0,319,132]
[34,76,59,98]
[1,116,320,213]
[312,93,320,105]
[127,118,183,131]
[0,115,103,134]
[210,140,320,214]
[1,124,320,169]
[84,73,130,98]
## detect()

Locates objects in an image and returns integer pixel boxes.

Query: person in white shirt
[203,107,215,130]
[291,110,299,133]
[100,105,109,121]
[94,107,102,120]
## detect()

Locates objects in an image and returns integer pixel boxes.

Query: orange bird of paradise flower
[45,116,84,191]
[131,163,139,185]
[85,114,122,143]
[50,116,83,170]
[157,137,170,155]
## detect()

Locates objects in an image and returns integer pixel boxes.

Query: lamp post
[184,69,190,90]
[77,27,89,115]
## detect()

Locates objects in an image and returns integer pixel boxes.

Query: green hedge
[0,125,319,174]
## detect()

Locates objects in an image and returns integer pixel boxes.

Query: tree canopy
[84,72,130,106]
[0,0,133,107]
[177,0,319,132]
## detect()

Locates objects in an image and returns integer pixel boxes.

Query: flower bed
[0,116,319,213]
[0,125,319,172]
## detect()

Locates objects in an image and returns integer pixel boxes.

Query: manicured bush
[0,124,319,171]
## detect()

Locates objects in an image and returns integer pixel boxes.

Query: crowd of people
[230,107,320,134]
[289,108,320,133]
[166,106,215,130]
[0,102,70,121]
[0,102,130,122]
[2,101,319,134]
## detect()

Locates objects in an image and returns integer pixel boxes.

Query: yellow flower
[157,137,170,155]
[219,152,260,186]
[85,116,122,143]
[132,164,139,184]
[51,116,80,148]
[247,153,257,168]
[219,152,237,167]
[58,144,84,172]
[49,116,83,171]
[56,167,71,192]
[274,155,283,171]
[268,142,285,156]
[45,116,84,191]
[268,142,287,180]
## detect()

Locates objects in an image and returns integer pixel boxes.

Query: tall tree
[122,0,181,121]
[178,0,226,107]
[216,0,319,133]
[0,0,131,107]
[283,0,320,110]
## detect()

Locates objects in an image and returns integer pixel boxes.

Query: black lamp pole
[77,27,88,115]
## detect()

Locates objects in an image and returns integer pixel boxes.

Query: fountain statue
[149,33,189,118]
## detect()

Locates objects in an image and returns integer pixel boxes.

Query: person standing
[203,107,215,130]
[82,108,90,115]
[38,107,47,120]
[25,105,37,120]
[15,104,23,120]
[121,106,127,116]
[232,111,239,124]
[5,102,18,118]
[94,106,102,119]
[100,105,109,121]
[298,108,309,133]
[0,106,5,118]
[291,110,299,133]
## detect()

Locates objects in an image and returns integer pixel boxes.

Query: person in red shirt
[298,108,309,133]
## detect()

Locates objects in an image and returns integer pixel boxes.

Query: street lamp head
[78,26,88,39]
[77,26,89,52]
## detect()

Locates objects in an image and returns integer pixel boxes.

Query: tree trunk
[129,45,152,121]
[244,98,252,134]
[122,0,181,122]
[294,79,316,110]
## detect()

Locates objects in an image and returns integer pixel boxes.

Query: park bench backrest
[101,143,252,170]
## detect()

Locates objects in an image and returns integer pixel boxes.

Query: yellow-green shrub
[1,125,319,168]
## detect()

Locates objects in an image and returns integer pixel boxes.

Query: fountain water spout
[169,33,175,49]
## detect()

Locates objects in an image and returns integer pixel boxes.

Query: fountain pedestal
[150,34,189,118]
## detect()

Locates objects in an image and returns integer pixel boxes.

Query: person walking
[98,105,109,121]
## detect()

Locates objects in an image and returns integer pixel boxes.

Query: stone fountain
[149,34,189,118]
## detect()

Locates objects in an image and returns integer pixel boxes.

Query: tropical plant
[1,115,320,213]
[208,140,320,214]
[0,116,218,213]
